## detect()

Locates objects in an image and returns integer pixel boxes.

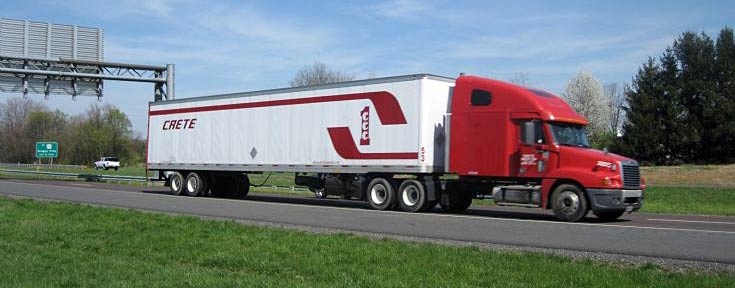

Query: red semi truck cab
[448,75,644,221]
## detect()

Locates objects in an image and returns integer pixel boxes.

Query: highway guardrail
[0,168,310,192]
[0,168,148,182]
[0,162,86,170]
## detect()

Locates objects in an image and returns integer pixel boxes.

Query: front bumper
[586,189,643,213]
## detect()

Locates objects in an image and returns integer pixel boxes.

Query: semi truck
[147,74,644,222]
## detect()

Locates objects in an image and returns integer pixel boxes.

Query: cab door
[517,120,549,178]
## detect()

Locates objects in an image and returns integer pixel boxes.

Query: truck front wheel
[551,184,589,222]
[367,177,397,210]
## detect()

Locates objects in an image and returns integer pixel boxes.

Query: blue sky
[3,0,733,134]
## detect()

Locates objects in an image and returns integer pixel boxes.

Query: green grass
[0,197,732,287]
[640,186,735,216]
[7,165,152,177]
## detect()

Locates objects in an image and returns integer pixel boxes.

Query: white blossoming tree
[562,71,610,145]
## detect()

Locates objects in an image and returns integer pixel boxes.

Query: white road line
[647,218,735,225]
[3,179,735,235]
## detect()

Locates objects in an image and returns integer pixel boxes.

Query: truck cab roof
[456,75,588,125]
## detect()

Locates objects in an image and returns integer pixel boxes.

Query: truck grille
[621,163,641,188]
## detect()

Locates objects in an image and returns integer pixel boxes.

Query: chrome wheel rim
[402,185,419,206]
[557,191,580,215]
[171,176,181,192]
[370,184,387,205]
[186,176,198,193]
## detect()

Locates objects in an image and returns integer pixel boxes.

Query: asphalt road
[1,178,734,264]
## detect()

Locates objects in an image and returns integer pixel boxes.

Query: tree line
[0,97,145,166]
[557,27,734,165]
[619,28,735,164]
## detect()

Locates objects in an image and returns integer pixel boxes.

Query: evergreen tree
[622,28,735,164]
[621,58,665,163]
[673,32,718,162]
[715,27,735,162]
[657,49,689,163]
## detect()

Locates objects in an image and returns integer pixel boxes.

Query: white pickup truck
[94,157,120,171]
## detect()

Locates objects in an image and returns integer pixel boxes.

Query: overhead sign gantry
[0,18,174,101]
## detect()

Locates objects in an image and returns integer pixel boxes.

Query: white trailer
[148,74,453,172]
[148,74,455,211]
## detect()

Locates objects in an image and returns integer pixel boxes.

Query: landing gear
[312,188,327,199]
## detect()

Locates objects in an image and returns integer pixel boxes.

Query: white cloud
[372,0,431,20]
[195,5,336,52]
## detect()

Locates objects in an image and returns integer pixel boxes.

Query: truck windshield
[107,157,119,162]
[549,123,590,148]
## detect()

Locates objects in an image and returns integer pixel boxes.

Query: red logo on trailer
[360,106,370,145]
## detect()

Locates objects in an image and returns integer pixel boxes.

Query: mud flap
[422,176,441,202]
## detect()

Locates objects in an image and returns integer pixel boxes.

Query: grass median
[0,197,733,287]
[640,186,735,216]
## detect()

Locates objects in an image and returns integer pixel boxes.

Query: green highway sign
[36,142,58,158]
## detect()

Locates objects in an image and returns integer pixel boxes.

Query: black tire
[233,174,250,199]
[423,200,438,212]
[210,176,233,198]
[551,184,589,222]
[169,171,185,196]
[594,210,625,222]
[366,177,397,210]
[439,191,473,213]
[114,167,119,171]
[184,172,208,197]
[398,180,428,212]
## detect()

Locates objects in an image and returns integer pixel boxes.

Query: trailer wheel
[551,184,589,222]
[210,175,230,198]
[184,172,208,197]
[233,174,250,199]
[439,191,473,213]
[367,177,397,210]
[169,171,185,196]
[398,180,428,212]
[594,210,624,222]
